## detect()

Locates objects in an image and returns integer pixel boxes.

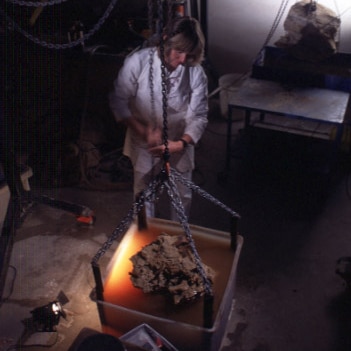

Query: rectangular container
[120,323,179,351]
[92,217,243,351]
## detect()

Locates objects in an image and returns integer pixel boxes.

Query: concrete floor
[1,106,351,351]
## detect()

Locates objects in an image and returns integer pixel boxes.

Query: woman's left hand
[148,140,184,157]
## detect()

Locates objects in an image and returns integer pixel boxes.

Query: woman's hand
[145,126,162,147]
[148,140,184,157]
[124,117,162,147]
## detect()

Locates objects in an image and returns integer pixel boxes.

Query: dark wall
[2,0,149,185]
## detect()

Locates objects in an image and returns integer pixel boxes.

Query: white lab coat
[110,47,208,175]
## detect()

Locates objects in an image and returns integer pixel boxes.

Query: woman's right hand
[145,126,162,147]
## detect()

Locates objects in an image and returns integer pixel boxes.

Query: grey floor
[1,104,351,351]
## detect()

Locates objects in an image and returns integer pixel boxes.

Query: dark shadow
[327,288,351,351]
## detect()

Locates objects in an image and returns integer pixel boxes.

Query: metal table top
[228,78,350,124]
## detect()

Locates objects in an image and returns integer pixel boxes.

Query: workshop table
[224,77,351,173]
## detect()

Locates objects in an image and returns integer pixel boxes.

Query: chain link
[256,0,290,64]
[156,0,170,163]
[5,0,69,7]
[1,0,119,49]
[165,171,213,295]
[149,48,156,124]
[172,168,241,219]
[91,171,165,265]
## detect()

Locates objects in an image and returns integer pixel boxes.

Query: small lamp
[30,301,66,332]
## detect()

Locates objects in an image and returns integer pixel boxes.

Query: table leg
[217,106,234,183]
[329,124,345,172]
[334,125,344,150]
[225,105,233,172]
[244,109,251,129]
[260,112,265,122]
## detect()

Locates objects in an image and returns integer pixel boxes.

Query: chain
[91,166,241,291]
[1,0,119,50]
[156,0,170,164]
[90,165,242,328]
[91,0,240,309]
[255,0,290,65]
[165,173,213,295]
[91,165,215,295]
[262,0,290,49]
[171,168,241,219]
[91,205,135,266]
[147,0,172,164]
[91,172,165,265]
[149,48,156,125]
[5,0,69,6]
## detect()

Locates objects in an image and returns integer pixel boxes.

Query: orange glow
[103,224,155,303]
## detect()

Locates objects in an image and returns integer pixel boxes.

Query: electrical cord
[1,266,73,351]
[0,265,60,350]
[0,265,17,308]
[6,333,59,350]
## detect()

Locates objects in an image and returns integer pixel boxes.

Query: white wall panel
[207,0,351,76]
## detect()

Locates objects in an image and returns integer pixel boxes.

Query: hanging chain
[172,168,241,219]
[255,0,290,65]
[149,48,156,125]
[91,0,240,303]
[91,173,165,265]
[91,168,240,295]
[165,173,213,295]
[1,0,119,50]
[91,165,241,288]
[262,0,290,49]
[157,0,170,165]
[5,0,68,6]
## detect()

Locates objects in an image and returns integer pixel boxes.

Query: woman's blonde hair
[162,16,205,66]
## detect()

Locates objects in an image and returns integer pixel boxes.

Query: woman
[109,16,208,220]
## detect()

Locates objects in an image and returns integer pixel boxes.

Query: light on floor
[30,301,66,332]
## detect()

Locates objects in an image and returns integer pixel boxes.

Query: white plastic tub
[92,217,243,351]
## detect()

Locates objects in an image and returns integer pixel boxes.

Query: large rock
[275,0,340,61]
[129,233,215,305]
